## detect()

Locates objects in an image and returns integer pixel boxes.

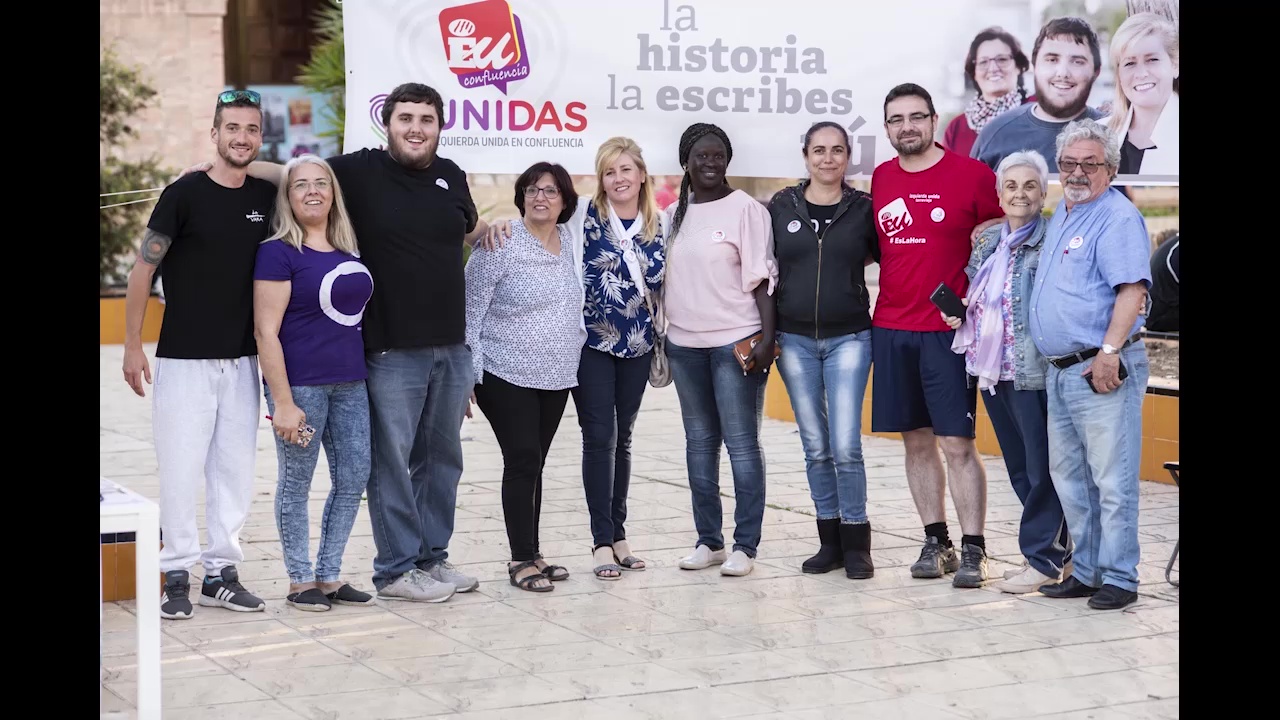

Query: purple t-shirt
[254,240,374,386]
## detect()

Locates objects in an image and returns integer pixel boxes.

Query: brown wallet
[732,332,780,371]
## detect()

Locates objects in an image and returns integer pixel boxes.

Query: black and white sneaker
[160,570,193,620]
[199,565,266,612]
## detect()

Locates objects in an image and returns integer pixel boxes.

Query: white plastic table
[100,477,161,720]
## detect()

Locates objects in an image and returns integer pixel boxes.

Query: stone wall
[100,0,230,172]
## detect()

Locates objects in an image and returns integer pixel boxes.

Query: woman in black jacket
[767,121,880,579]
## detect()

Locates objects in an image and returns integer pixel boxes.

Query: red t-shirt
[871,145,1003,332]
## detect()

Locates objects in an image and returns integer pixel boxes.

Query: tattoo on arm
[139,229,172,265]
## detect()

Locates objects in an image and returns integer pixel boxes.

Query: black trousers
[474,372,570,562]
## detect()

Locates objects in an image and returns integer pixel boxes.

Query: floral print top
[581,200,666,358]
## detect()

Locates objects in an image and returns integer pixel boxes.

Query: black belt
[1048,335,1140,370]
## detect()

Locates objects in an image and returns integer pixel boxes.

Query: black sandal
[286,587,332,612]
[508,560,554,593]
[324,584,376,606]
[535,554,570,582]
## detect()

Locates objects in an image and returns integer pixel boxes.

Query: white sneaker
[994,565,1057,594]
[376,568,456,603]
[1003,561,1029,579]
[678,545,727,570]
[719,550,754,576]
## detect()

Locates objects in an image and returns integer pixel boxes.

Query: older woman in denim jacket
[941,150,1072,594]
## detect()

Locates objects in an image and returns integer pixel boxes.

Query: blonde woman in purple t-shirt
[253,155,377,611]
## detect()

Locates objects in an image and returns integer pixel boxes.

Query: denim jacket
[964,218,1049,391]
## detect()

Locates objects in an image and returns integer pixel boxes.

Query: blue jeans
[572,347,652,548]
[1045,344,1149,592]
[982,382,1071,579]
[365,345,472,590]
[667,339,768,558]
[775,331,872,523]
[265,381,371,584]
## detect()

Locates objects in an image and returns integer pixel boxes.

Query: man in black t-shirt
[123,91,276,620]
[187,83,491,602]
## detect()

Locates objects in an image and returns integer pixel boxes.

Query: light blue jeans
[265,381,371,584]
[1045,344,1149,592]
[776,331,873,523]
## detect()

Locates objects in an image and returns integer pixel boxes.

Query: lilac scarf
[951,217,1040,393]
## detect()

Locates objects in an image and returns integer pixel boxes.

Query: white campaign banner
[344,0,1178,183]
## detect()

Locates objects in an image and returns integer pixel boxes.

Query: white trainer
[994,565,1058,594]
[1003,561,1029,579]
[678,545,727,570]
[719,550,754,577]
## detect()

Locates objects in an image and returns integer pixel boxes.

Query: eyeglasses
[885,112,933,128]
[290,179,331,193]
[218,90,262,106]
[523,185,560,199]
[976,55,1014,71]
[1059,159,1108,175]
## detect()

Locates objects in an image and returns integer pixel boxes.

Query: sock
[961,534,986,550]
[924,522,952,548]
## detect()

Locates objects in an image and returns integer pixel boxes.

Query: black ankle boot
[802,518,844,574]
[839,522,875,579]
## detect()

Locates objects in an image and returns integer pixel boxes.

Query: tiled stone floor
[100,344,1179,719]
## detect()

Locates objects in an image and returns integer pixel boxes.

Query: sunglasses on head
[218,90,261,106]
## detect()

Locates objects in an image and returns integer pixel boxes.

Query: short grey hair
[1055,118,1120,169]
[995,151,1050,194]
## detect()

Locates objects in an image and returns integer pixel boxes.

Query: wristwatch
[1101,344,1118,355]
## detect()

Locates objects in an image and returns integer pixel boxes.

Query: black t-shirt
[1120,139,1146,175]
[146,173,277,359]
[328,149,478,351]
[806,201,838,238]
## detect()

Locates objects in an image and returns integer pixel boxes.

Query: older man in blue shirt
[1028,118,1151,610]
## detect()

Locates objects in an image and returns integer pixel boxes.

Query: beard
[387,133,437,170]
[1034,75,1094,119]
[1062,177,1093,203]
[218,141,256,168]
[890,130,930,156]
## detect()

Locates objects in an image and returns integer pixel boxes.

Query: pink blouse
[663,190,778,349]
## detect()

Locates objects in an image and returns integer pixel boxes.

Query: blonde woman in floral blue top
[480,137,666,581]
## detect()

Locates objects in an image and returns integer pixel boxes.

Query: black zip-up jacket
[767,181,880,339]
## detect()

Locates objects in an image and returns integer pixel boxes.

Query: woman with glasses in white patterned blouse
[464,162,587,593]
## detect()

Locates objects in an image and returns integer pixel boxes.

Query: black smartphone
[1084,357,1129,393]
[929,282,967,320]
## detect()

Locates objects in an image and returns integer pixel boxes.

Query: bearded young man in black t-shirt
[123,91,277,620]
[184,83,491,602]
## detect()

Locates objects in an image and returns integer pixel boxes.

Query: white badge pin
[786,220,802,233]
[931,207,946,222]
[436,177,449,190]
[712,230,726,241]
[1068,236,1085,250]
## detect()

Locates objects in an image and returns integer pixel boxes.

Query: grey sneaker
[952,544,989,588]
[425,561,479,593]
[377,568,456,603]
[910,537,960,579]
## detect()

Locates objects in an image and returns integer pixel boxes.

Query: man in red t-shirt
[870,83,1005,589]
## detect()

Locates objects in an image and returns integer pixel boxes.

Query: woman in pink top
[664,123,778,578]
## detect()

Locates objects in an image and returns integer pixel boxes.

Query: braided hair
[669,123,734,240]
